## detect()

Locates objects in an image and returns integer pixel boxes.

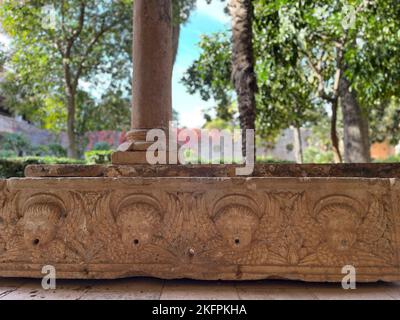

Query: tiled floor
[0,278,399,300]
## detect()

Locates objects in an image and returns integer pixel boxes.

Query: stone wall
[0,114,57,146]
[257,128,310,162]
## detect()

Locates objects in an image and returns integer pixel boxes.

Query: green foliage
[30,143,67,157]
[369,97,400,144]
[31,144,51,157]
[0,150,17,158]
[0,133,67,158]
[0,159,25,178]
[0,0,205,156]
[203,115,239,130]
[172,0,197,24]
[0,0,133,154]
[84,150,113,164]
[92,141,111,151]
[48,143,68,158]
[0,133,31,156]
[256,156,294,164]
[182,32,234,121]
[183,0,400,152]
[303,147,335,164]
[0,156,84,178]
[374,155,400,163]
[182,24,323,143]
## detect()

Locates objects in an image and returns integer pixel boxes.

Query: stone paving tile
[1,278,90,300]
[160,280,240,300]
[0,278,399,300]
[78,278,164,300]
[0,278,27,299]
[235,280,317,300]
[237,288,318,300]
[306,282,397,300]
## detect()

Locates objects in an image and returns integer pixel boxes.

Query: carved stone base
[1,164,400,281]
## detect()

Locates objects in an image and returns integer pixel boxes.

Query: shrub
[0,150,17,158]
[374,155,400,163]
[0,157,85,178]
[85,150,113,164]
[48,144,67,157]
[256,156,294,164]
[303,147,335,164]
[31,144,50,157]
[0,133,31,156]
[92,141,111,151]
[0,159,25,178]
[30,143,67,157]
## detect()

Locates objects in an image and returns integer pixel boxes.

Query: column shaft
[132,0,173,130]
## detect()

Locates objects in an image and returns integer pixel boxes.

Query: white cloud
[196,0,230,24]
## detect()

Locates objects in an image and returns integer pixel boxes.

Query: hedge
[0,154,295,178]
[84,150,113,164]
[0,157,85,178]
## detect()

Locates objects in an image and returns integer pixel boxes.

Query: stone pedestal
[1,0,398,283]
[0,164,399,282]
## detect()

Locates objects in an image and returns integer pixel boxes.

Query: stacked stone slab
[1,165,400,281]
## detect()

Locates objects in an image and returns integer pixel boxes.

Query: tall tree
[293,0,374,162]
[228,0,257,158]
[184,0,400,163]
[0,0,132,158]
[0,0,199,157]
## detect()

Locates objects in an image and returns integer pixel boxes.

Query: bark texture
[63,61,78,159]
[229,0,257,158]
[339,75,371,163]
[293,126,304,164]
[172,24,180,68]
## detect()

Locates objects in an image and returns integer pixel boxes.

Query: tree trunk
[66,89,78,159]
[63,55,78,159]
[339,75,370,163]
[229,0,257,159]
[172,24,180,68]
[293,126,304,164]
[331,98,343,163]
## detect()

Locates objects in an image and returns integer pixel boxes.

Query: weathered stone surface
[25,163,400,178]
[111,151,152,165]
[0,174,399,282]
[131,0,172,130]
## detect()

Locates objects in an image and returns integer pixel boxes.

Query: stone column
[112,0,173,164]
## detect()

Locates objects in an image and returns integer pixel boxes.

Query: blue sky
[173,0,230,128]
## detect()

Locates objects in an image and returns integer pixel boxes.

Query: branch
[61,0,66,39]
[73,20,120,88]
[355,0,374,15]
[333,43,344,99]
[69,1,85,42]
[61,1,86,57]
[300,47,335,103]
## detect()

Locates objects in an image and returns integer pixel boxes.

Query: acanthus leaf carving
[0,179,397,281]
[258,192,314,266]
[65,191,113,263]
[160,192,222,264]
